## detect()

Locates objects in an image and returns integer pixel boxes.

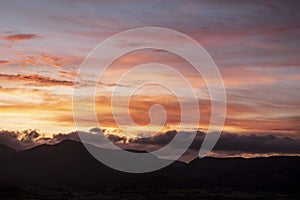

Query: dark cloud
[0,73,74,86]
[214,133,300,154]
[0,72,131,88]
[125,131,300,162]
[128,130,178,146]
[1,129,300,160]
[106,134,127,143]
[126,130,300,158]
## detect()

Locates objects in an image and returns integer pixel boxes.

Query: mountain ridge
[0,139,300,199]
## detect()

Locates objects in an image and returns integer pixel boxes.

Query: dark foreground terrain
[0,140,299,199]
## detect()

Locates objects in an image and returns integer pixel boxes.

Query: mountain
[0,144,15,155]
[0,140,300,199]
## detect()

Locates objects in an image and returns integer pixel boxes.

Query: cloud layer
[1,128,299,162]
[0,0,299,136]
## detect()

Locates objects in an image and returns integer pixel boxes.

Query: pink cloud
[1,33,42,42]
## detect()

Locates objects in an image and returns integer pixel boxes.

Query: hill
[0,140,299,199]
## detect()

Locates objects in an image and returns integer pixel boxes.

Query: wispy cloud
[0,73,74,86]
[0,60,11,65]
[0,0,299,136]
[1,33,42,42]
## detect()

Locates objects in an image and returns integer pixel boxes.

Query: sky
[0,0,300,156]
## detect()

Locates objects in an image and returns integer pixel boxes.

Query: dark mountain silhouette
[0,140,299,199]
[0,144,15,154]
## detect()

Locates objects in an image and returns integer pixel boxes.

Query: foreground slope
[0,140,299,199]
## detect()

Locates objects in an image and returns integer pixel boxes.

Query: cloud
[98,81,130,88]
[213,133,300,154]
[0,129,48,150]
[11,53,80,69]
[126,130,300,156]
[0,0,299,151]
[59,70,78,77]
[0,73,74,86]
[0,129,79,150]
[126,130,300,161]
[1,33,42,42]
[1,128,299,163]
[0,60,11,65]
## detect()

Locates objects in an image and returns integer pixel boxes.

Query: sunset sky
[0,0,300,144]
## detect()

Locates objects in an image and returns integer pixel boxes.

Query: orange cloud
[0,86,74,134]
[59,70,78,77]
[2,53,82,69]
[1,33,41,42]
[17,53,75,69]
[94,94,211,133]
[224,116,300,135]
[0,60,11,65]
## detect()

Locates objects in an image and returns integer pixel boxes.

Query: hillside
[0,140,299,199]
